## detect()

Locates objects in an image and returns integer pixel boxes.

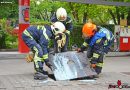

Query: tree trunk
[39,12,45,20]
[74,9,79,22]
[69,2,79,23]
[116,7,120,25]
[120,13,124,19]
[50,10,55,19]
[98,16,105,24]
[108,9,117,25]
[127,9,130,25]
[34,1,45,21]
[44,9,49,21]
[83,12,87,24]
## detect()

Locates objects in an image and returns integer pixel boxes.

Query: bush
[0,18,18,49]
[68,24,84,49]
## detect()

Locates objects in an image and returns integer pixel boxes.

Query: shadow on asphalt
[48,74,56,81]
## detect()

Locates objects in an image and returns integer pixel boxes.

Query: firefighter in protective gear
[22,21,66,80]
[51,7,73,52]
[77,23,114,77]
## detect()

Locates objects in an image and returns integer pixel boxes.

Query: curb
[0,52,130,59]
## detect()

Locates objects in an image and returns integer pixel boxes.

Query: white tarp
[49,51,97,80]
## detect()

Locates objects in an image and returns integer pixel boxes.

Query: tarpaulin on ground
[49,51,97,80]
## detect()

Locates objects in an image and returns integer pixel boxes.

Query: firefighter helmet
[51,22,66,35]
[82,23,96,37]
[56,7,67,21]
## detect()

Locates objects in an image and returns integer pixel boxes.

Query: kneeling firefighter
[22,22,66,80]
[77,23,114,78]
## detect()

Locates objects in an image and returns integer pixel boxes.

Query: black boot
[34,72,48,80]
[34,61,48,80]
[40,69,48,75]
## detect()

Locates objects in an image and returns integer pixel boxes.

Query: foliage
[29,0,130,25]
[0,18,17,49]
[0,0,18,19]
[0,0,129,49]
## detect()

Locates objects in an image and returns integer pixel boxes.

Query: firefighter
[77,23,114,78]
[51,7,73,52]
[22,22,66,80]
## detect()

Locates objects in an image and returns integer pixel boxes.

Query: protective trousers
[87,38,105,74]
[22,33,45,74]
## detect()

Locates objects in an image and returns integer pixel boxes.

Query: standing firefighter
[22,22,66,80]
[51,7,73,52]
[77,23,114,78]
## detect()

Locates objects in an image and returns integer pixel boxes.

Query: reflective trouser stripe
[83,42,88,47]
[34,55,42,68]
[42,54,48,60]
[96,63,104,67]
[33,46,43,68]
[34,54,48,68]
[93,53,100,58]
[23,30,33,39]
[104,40,108,46]
[33,46,38,55]
[96,39,102,43]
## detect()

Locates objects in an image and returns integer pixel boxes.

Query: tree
[0,0,18,19]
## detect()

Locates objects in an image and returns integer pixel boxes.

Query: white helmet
[51,22,66,35]
[56,7,67,21]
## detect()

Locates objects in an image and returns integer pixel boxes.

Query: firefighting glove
[90,64,96,68]
[26,53,34,63]
[76,48,84,53]
[76,48,81,52]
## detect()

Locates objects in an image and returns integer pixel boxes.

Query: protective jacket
[22,25,53,60]
[80,27,114,74]
[81,27,114,53]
